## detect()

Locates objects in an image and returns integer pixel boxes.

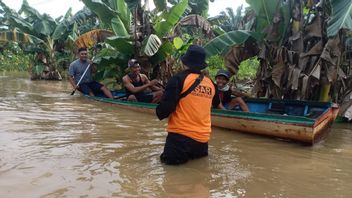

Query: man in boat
[215,69,249,112]
[122,59,163,103]
[156,45,221,165]
[68,48,114,98]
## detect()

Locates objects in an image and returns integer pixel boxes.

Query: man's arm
[141,74,163,91]
[212,83,221,108]
[232,89,250,97]
[156,76,181,120]
[123,75,157,93]
[68,76,76,89]
[68,64,76,89]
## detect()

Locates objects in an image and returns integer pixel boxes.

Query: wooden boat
[86,91,339,145]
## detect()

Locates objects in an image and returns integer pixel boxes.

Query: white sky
[2,0,248,18]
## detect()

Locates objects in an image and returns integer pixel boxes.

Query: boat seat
[306,110,324,118]
[267,102,286,114]
[303,105,309,116]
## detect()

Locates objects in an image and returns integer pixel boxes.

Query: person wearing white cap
[122,59,163,103]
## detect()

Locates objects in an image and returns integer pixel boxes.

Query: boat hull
[88,96,338,145]
[211,108,336,144]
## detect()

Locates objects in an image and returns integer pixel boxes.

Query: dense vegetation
[0,43,32,72]
[0,0,352,105]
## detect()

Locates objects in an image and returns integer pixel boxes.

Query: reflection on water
[0,74,352,197]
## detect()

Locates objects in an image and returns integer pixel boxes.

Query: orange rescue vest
[167,73,215,143]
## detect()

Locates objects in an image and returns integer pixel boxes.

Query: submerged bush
[0,48,33,72]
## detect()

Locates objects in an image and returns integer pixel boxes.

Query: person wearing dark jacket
[156,45,220,165]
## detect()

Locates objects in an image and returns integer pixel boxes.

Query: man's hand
[149,79,159,87]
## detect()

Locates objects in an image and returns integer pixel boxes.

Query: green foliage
[206,55,224,79]
[204,30,262,56]
[143,34,162,56]
[154,0,167,12]
[111,17,129,36]
[246,0,278,31]
[236,56,259,80]
[0,46,33,72]
[206,55,258,80]
[81,0,116,29]
[93,47,129,82]
[188,0,209,17]
[327,0,352,37]
[208,6,243,32]
[154,0,189,37]
[173,37,183,49]
[31,63,44,75]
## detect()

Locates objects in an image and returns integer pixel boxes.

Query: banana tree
[204,0,352,105]
[154,0,213,17]
[0,0,99,80]
[81,0,189,82]
[208,6,244,33]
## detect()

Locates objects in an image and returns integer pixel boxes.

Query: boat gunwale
[87,95,323,126]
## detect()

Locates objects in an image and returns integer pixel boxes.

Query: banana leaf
[150,41,174,65]
[52,8,73,40]
[18,0,57,36]
[176,14,213,37]
[246,0,278,31]
[33,15,56,37]
[173,37,183,49]
[74,29,114,49]
[154,0,188,37]
[204,30,262,56]
[82,0,117,28]
[327,0,352,37]
[106,36,134,55]
[142,34,162,56]
[111,17,129,37]
[189,0,209,17]
[154,0,167,11]
[0,30,33,44]
[19,0,42,20]
[7,16,34,35]
[115,0,131,31]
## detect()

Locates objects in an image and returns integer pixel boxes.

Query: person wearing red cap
[122,59,163,103]
[156,45,221,165]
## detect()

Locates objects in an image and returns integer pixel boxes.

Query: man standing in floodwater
[68,48,113,98]
[156,45,220,165]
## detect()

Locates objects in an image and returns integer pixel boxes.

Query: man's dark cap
[215,69,231,80]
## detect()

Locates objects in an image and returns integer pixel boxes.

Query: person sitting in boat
[215,69,249,112]
[68,48,114,98]
[122,59,163,103]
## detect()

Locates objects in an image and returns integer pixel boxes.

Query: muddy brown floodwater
[0,74,352,197]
